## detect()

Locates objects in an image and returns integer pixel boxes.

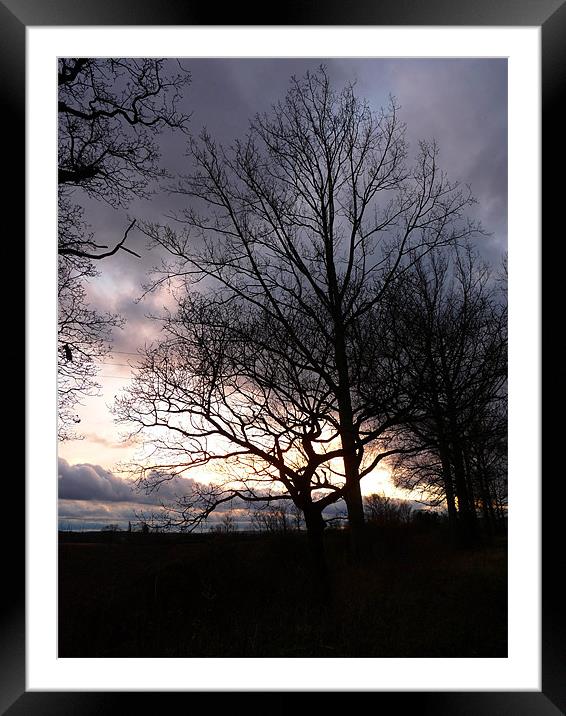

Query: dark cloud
[58,499,144,529]
[57,458,354,531]
[64,59,508,467]
[58,457,194,503]
[80,58,507,357]
[58,458,199,529]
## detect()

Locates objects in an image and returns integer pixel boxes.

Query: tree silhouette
[58,58,190,438]
[115,301,348,571]
[58,58,190,259]
[139,67,480,552]
[386,247,507,544]
[364,493,413,526]
[58,258,123,439]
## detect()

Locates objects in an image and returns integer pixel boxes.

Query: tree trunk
[333,322,366,558]
[476,464,494,538]
[438,442,458,534]
[343,474,366,559]
[303,505,328,580]
[451,441,478,547]
[443,392,478,547]
[494,493,507,532]
[479,451,499,536]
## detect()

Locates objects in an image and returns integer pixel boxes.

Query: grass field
[58,525,507,658]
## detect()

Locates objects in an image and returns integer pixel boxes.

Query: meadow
[58,524,507,658]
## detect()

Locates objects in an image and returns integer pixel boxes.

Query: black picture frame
[9,1,560,712]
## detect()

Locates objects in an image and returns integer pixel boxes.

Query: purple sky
[58,58,507,530]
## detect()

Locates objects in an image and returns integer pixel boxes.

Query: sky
[58,58,508,530]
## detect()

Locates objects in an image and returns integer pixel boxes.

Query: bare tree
[463,398,508,535]
[58,57,190,258]
[58,258,123,439]
[219,509,237,533]
[386,247,507,544]
[250,504,291,533]
[141,67,480,551]
[58,58,190,438]
[364,493,413,526]
[114,299,348,571]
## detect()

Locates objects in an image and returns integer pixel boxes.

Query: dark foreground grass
[58,525,507,657]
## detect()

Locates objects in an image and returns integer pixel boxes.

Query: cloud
[79,58,507,359]
[58,457,194,504]
[58,457,199,529]
[57,458,353,530]
[83,433,138,449]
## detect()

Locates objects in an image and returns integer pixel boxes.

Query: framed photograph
[9,0,560,711]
